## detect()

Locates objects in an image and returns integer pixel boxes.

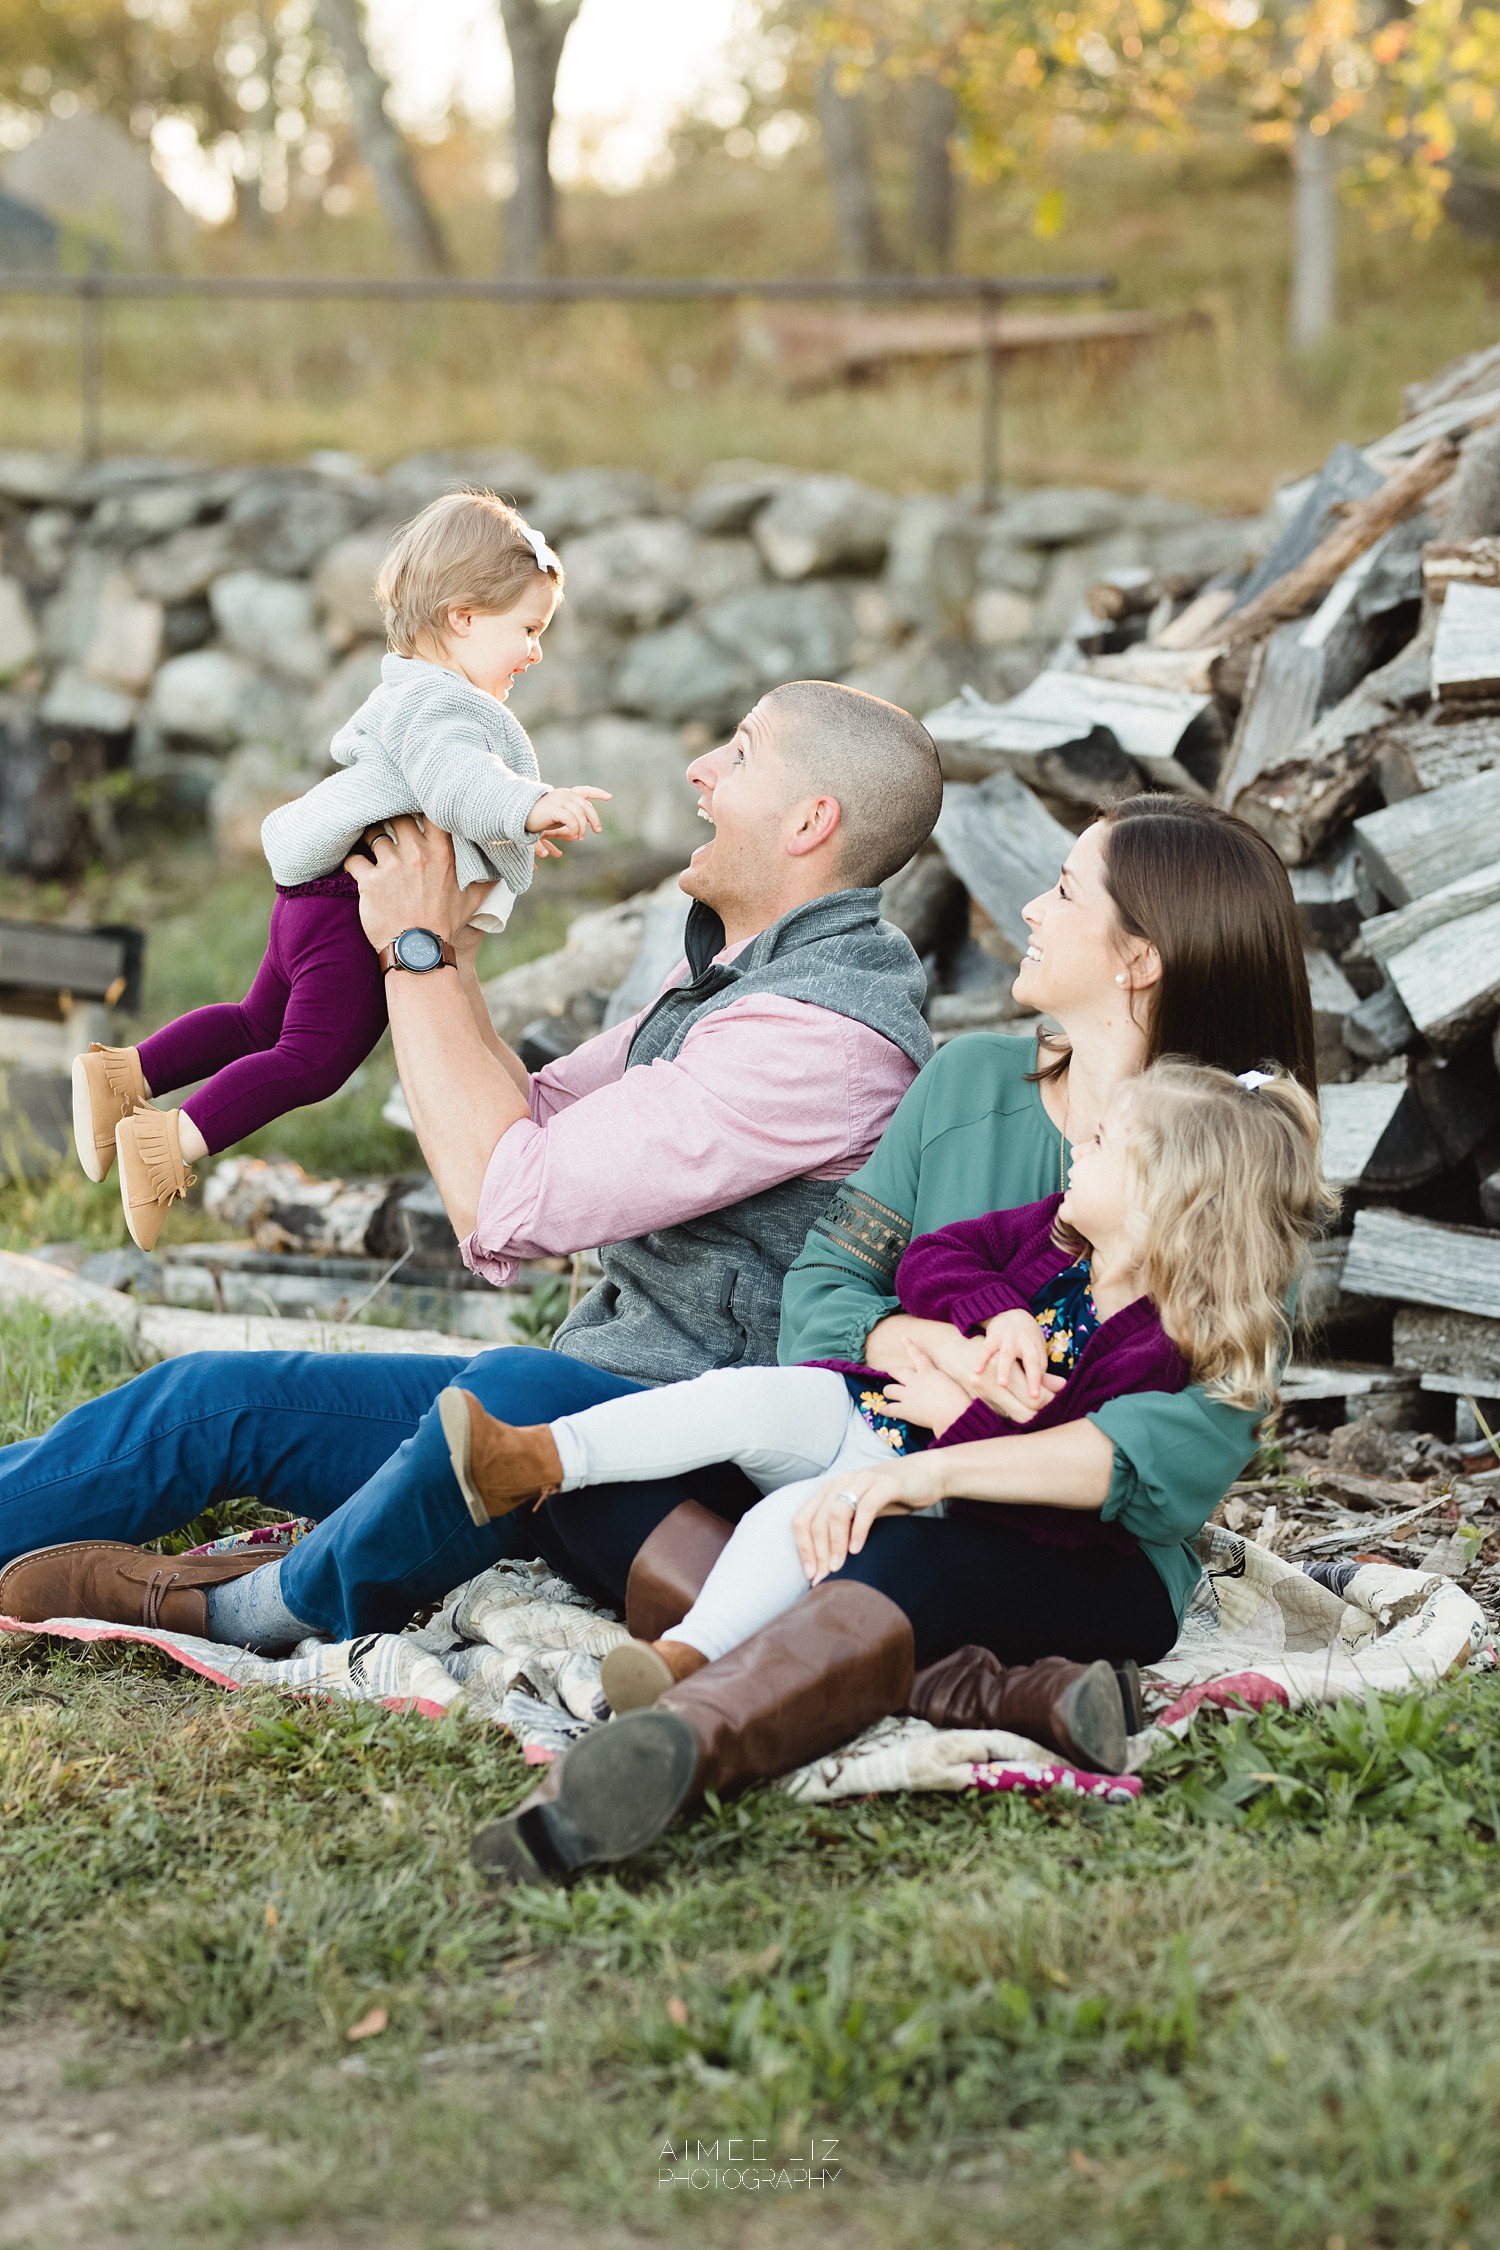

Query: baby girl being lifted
[71,489,606,1249]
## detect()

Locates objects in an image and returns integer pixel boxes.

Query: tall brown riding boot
[904,1646,1137,1774]
[624,1499,733,1639]
[472,1582,914,1887]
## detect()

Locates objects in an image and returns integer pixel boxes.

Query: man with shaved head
[0,683,944,1669]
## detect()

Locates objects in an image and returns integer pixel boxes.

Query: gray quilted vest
[551,888,932,1385]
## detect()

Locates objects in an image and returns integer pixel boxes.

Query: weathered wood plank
[1319,1057,1499,1192]
[1422,536,1500,602]
[0,920,132,1001]
[1308,948,1360,1083]
[1342,977,1416,1063]
[1354,767,1500,904]
[986,667,1215,796]
[932,770,1076,962]
[922,688,1141,803]
[1291,837,1379,953]
[1342,1206,1500,1317]
[1432,580,1500,703]
[1385,896,1500,1054]
[1361,857,1500,963]
[1370,711,1500,799]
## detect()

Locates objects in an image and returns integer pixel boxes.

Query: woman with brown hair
[469,795,1321,1889]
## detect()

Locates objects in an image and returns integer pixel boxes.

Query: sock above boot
[203,1557,316,1653]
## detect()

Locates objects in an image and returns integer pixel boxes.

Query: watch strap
[380,935,458,975]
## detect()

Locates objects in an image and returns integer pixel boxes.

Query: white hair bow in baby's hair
[1235,1069,1277,1092]
[518,520,562,574]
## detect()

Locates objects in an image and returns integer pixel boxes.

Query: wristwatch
[379,928,457,975]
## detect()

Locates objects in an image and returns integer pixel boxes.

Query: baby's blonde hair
[1107,1060,1335,1412]
[375,489,563,657]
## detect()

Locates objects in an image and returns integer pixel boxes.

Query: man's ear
[785,793,842,860]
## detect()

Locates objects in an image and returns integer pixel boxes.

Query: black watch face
[395,928,444,972]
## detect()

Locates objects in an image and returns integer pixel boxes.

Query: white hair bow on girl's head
[518,520,562,573]
[1235,1069,1276,1092]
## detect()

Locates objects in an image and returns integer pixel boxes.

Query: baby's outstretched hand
[526,786,611,848]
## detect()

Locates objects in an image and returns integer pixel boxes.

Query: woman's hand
[865,1314,988,1390]
[971,1310,1066,1424]
[880,1349,972,1437]
[792,1455,947,1585]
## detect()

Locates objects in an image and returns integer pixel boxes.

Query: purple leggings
[136,878,388,1154]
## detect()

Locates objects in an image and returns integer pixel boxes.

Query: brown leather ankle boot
[599,1635,707,1713]
[625,1499,733,1638]
[437,1389,563,1526]
[0,1540,279,1635]
[905,1647,1131,1774]
[472,1582,915,1887]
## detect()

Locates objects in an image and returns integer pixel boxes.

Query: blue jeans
[0,1346,705,1640]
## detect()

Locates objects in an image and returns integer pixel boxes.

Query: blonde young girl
[71,490,608,1250]
[438,1059,1332,1737]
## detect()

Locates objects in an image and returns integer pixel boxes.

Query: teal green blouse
[778,1034,1259,1624]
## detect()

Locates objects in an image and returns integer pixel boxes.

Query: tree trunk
[908,73,957,268]
[314,0,449,273]
[816,60,894,277]
[1291,126,1337,350]
[499,0,584,279]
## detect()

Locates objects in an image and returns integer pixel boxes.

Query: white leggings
[549,1366,900,1662]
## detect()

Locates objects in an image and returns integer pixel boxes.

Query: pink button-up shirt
[462,947,919,1288]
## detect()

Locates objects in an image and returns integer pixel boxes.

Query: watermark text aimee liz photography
[658,2137,841,2191]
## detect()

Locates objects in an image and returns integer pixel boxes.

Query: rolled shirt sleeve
[462,994,918,1287]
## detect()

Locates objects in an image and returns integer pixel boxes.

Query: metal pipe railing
[0,267,1114,500]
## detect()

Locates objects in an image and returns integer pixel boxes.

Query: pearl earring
[1114,973,1127,986]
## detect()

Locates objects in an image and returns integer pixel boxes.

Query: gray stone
[883,497,983,631]
[529,715,700,860]
[148,649,297,750]
[504,603,625,729]
[380,448,541,514]
[970,588,1037,647]
[62,457,203,506]
[616,622,754,729]
[313,528,397,643]
[41,548,112,665]
[40,665,138,735]
[81,571,162,693]
[1033,533,1150,642]
[560,516,699,631]
[1118,495,1208,533]
[209,570,330,686]
[210,744,325,862]
[687,537,763,608]
[130,521,242,605]
[301,641,386,765]
[1148,517,1260,585]
[22,508,73,586]
[226,473,367,577]
[699,581,861,693]
[481,893,654,1046]
[992,488,1131,547]
[530,468,667,541]
[0,576,39,680]
[842,634,973,719]
[0,451,71,505]
[87,479,218,548]
[686,464,794,536]
[974,531,1048,595]
[752,475,895,580]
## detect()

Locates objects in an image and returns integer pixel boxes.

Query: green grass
[2,1304,1500,2244]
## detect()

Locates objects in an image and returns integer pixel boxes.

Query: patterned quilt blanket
[1,1522,1489,1803]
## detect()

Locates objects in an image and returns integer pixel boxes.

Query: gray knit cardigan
[260,654,549,894]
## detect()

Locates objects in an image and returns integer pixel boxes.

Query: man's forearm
[386,970,530,1236]
[457,955,529,1093]
[929,1418,1115,1509]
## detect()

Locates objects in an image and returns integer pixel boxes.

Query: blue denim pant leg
[0,1349,467,1573]
[279,1347,647,1641]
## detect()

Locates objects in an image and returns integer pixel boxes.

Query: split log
[878,844,968,961]
[1319,1056,1499,1193]
[921,689,1141,805]
[1363,383,1500,470]
[1186,436,1459,653]
[1343,1206,1500,1319]
[1353,767,1500,903]
[933,769,1076,962]
[1342,978,1416,1063]
[1294,1237,1393,1341]
[1369,711,1500,799]
[1383,895,1500,1055]
[990,668,1217,796]
[1307,948,1360,1083]
[1361,857,1500,964]
[1422,537,1500,602]
[1083,646,1221,695]
[1394,1304,1500,1389]
[1280,1363,1421,1421]
[1431,580,1500,703]
[1156,587,1236,649]
[1290,837,1380,953]
[1233,442,1385,612]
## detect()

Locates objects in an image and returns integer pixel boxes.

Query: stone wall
[0,444,1259,880]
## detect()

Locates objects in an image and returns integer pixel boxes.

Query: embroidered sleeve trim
[806,1185,912,1287]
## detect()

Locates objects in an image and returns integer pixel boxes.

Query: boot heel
[471,1710,700,1888]
[1055,1660,1128,1774]
[1111,1658,1146,1736]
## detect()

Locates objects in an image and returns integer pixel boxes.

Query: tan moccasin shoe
[0,1540,273,1634]
[71,1043,147,1182]
[115,1107,196,1252]
[437,1388,563,1525]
